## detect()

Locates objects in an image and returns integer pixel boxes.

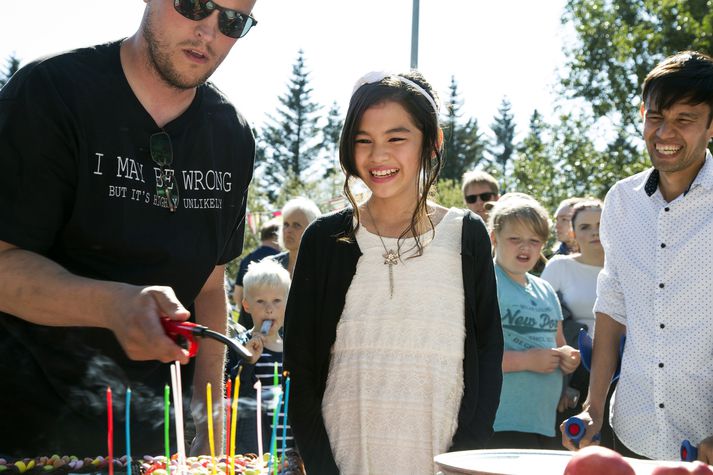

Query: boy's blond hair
[242,259,291,300]
[488,192,551,242]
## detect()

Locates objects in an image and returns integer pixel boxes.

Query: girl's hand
[557,345,581,374]
[245,334,265,364]
[529,348,561,373]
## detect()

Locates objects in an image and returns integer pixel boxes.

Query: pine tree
[510,110,561,210]
[440,76,487,181]
[489,97,516,176]
[322,101,344,198]
[0,53,20,88]
[258,50,322,201]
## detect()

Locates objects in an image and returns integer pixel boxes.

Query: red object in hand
[651,462,713,474]
[564,446,635,475]
[160,318,199,357]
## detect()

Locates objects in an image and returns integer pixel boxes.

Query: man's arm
[0,240,189,363]
[232,284,243,310]
[190,265,229,455]
[561,311,624,450]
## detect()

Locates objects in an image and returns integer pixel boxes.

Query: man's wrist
[582,400,604,419]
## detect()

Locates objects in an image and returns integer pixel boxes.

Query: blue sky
[0,0,570,138]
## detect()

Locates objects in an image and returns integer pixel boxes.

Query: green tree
[433,178,466,209]
[0,53,20,88]
[258,50,322,201]
[550,112,648,203]
[552,113,609,201]
[440,76,487,180]
[561,0,713,134]
[509,110,561,211]
[489,97,516,176]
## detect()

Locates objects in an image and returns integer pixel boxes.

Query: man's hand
[698,436,713,465]
[529,348,561,373]
[561,410,602,451]
[109,285,191,364]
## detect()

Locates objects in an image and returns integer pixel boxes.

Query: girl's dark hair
[339,71,442,257]
[642,51,713,125]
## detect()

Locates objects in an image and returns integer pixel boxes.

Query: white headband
[351,71,439,114]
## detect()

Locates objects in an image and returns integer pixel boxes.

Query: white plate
[434,449,663,475]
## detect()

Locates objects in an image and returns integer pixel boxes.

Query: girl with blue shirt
[487,194,581,449]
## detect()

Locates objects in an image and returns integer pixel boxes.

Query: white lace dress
[322,208,466,475]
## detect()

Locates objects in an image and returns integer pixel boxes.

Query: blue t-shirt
[493,263,563,436]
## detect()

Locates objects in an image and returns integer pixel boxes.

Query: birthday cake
[0,451,305,475]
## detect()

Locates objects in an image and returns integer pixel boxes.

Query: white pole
[411,0,420,69]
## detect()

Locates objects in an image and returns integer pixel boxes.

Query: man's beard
[142,12,218,90]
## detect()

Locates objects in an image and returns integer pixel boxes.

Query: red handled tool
[160,317,252,361]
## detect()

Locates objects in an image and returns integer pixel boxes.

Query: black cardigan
[283,208,503,474]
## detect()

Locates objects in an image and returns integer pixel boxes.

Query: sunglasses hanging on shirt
[173,0,258,39]
[150,131,180,212]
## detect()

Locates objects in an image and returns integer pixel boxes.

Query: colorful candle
[206,383,216,475]
[170,363,186,475]
[126,388,132,475]
[254,379,263,462]
[273,362,278,387]
[269,391,283,475]
[282,375,291,459]
[225,378,232,457]
[106,387,113,475]
[229,368,241,475]
[164,385,171,475]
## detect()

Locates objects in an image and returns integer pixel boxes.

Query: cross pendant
[383,249,398,297]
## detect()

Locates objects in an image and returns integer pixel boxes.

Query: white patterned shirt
[594,151,713,460]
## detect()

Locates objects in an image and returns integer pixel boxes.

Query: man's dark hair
[642,50,713,124]
[260,222,279,241]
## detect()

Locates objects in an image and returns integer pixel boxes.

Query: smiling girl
[283,71,503,475]
[487,194,581,449]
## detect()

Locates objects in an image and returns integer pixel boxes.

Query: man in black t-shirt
[0,0,259,457]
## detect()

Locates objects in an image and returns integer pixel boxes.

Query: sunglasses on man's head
[174,0,258,39]
[150,132,180,212]
[465,192,496,204]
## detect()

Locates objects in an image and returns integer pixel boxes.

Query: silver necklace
[365,204,400,298]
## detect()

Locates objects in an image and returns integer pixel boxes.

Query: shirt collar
[643,149,713,197]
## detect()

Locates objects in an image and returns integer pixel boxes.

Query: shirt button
[664,207,670,212]
[659,283,665,288]
[660,323,665,329]
[659,363,664,368]
[659,403,665,408]
[660,243,666,248]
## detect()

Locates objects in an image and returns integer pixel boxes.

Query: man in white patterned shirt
[561,51,713,463]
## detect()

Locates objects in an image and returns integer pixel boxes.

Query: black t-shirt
[0,41,254,456]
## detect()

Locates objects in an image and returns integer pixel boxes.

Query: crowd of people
[1,1,713,473]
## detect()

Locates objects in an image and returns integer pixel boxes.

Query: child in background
[284,70,503,475]
[230,259,293,455]
[486,194,581,449]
